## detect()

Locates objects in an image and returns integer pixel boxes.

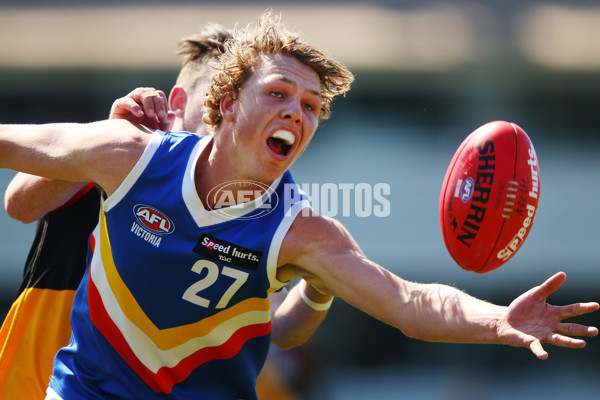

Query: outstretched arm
[372,270,597,359]
[0,119,151,196]
[278,212,599,359]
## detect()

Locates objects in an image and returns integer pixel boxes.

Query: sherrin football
[439,121,540,273]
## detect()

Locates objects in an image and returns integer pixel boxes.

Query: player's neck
[193,137,274,210]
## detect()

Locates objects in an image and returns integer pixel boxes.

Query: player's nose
[280,100,302,124]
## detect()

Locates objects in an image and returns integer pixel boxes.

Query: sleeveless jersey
[49,131,310,400]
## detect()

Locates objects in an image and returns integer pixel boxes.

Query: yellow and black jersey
[0,183,100,400]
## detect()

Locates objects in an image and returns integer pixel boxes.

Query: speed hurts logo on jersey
[193,234,262,271]
[131,204,175,248]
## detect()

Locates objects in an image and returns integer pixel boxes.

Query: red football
[439,121,540,273]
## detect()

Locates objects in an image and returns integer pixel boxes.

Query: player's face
[228,53,322,182]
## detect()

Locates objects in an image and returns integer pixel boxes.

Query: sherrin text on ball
[439,121,540,273]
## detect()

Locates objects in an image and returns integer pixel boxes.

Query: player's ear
[220,92,236,122]
[169,85,187,118]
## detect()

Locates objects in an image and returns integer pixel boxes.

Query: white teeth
[271,130,295,146]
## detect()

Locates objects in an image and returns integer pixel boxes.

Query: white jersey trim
[266,199,312,290]
[182,135,283,228]
[45,387,63,400]
[104,131,164,212]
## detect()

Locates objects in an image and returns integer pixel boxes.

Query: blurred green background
[0,1,599,398]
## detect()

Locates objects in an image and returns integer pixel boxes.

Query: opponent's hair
[203,10,354,131]
[175,23,232,92]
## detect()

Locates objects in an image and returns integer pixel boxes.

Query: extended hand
[497,271,599,359]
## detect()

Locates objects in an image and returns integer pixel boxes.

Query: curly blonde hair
[203,10,354,131]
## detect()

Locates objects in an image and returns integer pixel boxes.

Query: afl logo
[133,205,175,235]
[206,180,279,220]
[459,177,474,203]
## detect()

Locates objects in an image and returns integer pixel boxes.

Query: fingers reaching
[556,322,599,338]
[549,332,587,348]
[558,302,600,320]
[503,271,599,359]
[532,271,567,300]
[528,339,548,360]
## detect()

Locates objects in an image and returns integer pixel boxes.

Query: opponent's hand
[496,271,599,359]
[108,87,175,131]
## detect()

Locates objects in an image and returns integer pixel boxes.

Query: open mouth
[266,130,296,158]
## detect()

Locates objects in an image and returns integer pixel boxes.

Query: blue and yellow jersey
[50,131,310,399]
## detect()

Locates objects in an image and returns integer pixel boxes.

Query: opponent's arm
[0,119,151,196]
[4,174,87,223]
[278,211,599,359]
[3,89,172,224]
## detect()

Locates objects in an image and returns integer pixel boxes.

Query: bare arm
[2,123,101,222]
[3,88,172,224]
[269,280,333,349]
[0,119,151,196]
[4,174,87,223]
[278,211,599,359]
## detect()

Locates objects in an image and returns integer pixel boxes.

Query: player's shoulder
[86,120,158,195]
[280,210,359,266]
[289,209,340,238]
